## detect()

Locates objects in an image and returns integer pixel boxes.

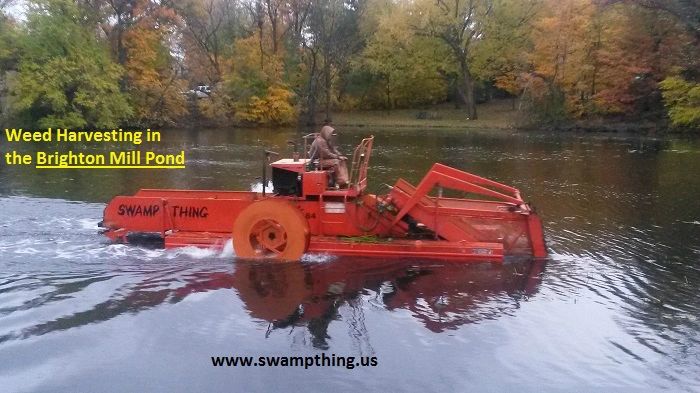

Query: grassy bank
[326,100,519,129]
[324,99,676,134]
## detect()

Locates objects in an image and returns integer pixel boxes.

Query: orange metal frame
[100,136,546,262]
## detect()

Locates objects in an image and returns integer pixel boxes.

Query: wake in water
[0,197,239,266]
[0,196,337,267]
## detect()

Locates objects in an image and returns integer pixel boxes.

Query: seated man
[309,125,349,188]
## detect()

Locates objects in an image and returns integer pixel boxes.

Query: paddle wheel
[100,135,546,262]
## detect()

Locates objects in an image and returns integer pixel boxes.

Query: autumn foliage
[0,0,698,129]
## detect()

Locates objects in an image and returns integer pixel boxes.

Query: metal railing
[348,136,374,190]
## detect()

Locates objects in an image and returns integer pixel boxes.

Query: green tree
[0,11,18,70]
[0,8,19,122]
[224,34,296,125]
[409,0,496,119]
[470,0,539,100]
[660,75,700,128]
[306,0,364,120]
[356,0,449,109]
[13,0,132,128]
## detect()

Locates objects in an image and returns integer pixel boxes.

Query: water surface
[1,128,699,392]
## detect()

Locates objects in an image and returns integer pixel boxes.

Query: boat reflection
[0,258,544,348]
[229,258,545,349]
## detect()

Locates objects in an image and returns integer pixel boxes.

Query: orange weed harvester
[100,136,546,262]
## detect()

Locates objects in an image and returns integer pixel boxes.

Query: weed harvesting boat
[100,135,546,262]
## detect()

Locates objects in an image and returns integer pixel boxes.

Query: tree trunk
[116,30,126,65]
[302,51,319,126]
[304,91,317,126]
[267,1,278,54]
[323,58,331,121]
[458,63,477,120]
[385,74,392,112]
[258,24,264,70]
[256,0,265,70]
[115,14,127,92]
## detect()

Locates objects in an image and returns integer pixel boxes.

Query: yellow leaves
[660,76,700,127]
[123,18,188,126]
[234,85,296,126]
[223,28,295,125]
[232,28,285,84]
[355,0,449,109]
[530,0,596,83]
[233,35,265,74]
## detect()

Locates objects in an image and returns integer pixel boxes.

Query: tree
[592,4,688,115]
[174,0,245,84]
[0,7,18,70]
[13,0,132,128]
[0,8,19,122]
[356,0,449,109]
[526,0,597,118]
[603,0,699,128]
[305,0,364,120]
[470,0,539,102]
[409,0,498,119]
[223,32,295,125]
[660,75,700,127]
[104,0,142,68]
[122,10,189,126]
[526,0,690,119]
[283,0,316,124]
[602,0,700,39]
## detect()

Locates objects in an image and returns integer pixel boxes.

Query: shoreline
[316,100,676,134]
[324,101,519,130]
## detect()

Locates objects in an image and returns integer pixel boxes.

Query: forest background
[0,0,698,131]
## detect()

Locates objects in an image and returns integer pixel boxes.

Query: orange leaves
[525,0,691,118]
[530,0,596,86]
[122,9,188,126]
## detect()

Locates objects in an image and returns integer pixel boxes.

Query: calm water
[1,128,699,392]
